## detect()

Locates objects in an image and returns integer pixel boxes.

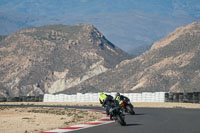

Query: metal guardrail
[0,95,44,102]
[165,92,200,103]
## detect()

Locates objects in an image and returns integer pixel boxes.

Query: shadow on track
[125,113,145,116]
[134,113,145,116]
[125,124,142,126]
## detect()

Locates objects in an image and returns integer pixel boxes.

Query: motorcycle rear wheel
[126,105,135,115]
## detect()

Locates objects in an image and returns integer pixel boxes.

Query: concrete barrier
[43,92,167,103]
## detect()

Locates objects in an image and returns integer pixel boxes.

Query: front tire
[116,114,126,126]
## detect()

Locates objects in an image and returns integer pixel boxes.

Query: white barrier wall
[43,92,166,103]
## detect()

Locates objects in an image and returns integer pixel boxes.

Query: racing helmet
[116,92,120,97]
[100,92,104,96]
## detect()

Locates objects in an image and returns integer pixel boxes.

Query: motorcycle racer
[99,92,114,115]
[115,92,135,115]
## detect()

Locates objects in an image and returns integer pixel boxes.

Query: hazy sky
[0,0,200,52]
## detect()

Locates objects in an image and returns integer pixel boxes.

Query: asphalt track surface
[1,105,200,133]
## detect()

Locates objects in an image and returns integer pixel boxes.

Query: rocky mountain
[60,22,200,94]
[0,24,131,97]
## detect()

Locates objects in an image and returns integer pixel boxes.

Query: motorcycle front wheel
[116,114,126,126]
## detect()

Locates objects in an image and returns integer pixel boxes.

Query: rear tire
[126,105,135,115]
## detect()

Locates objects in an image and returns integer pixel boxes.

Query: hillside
[0,24,131,97]
[60,22,200,94]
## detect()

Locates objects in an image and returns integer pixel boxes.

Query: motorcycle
[109,101,126,126]
[121,97,135,115]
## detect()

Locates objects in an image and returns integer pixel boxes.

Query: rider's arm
[102,97,109,106]
[99,98,103,104]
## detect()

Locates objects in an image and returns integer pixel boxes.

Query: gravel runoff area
[0,106,104,133]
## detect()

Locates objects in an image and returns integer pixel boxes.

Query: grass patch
[64,121,71,125]
[0,106,9,110]
[22,117,31,119]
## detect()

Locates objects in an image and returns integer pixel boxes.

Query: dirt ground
[0,102,199,133]
[0,107,104,133]
[0,102,200,108]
